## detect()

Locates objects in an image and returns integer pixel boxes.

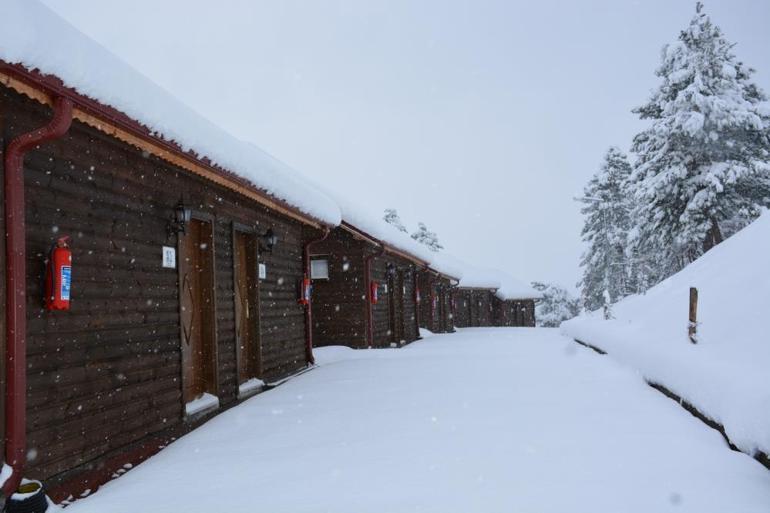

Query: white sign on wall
[162,246,176,269]
[258,263,267,280]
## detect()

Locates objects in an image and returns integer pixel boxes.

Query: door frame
[177,211,219,413]
[231,222,262,385]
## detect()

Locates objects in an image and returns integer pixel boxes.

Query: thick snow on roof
[562,211,770,456]
[456,264,501,290]
[325,193,435,264]
[493,271,543,300]
[428,252,465,282]
[0,0,341,226]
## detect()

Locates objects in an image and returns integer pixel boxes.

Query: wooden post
[688,287,698,344]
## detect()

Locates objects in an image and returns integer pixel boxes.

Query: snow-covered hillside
[562,212,770,457]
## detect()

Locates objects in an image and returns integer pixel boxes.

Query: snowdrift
[562,212,770,457]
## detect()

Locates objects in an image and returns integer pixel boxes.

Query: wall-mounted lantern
[260,228,278,253]
[167,201,192,237]
[386,262,396,278]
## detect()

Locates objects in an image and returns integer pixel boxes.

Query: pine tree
[383,208,407,233]
[411,222,443,252]
[531,282,581,327]
[578,147,636,311]
[630,2,770,284]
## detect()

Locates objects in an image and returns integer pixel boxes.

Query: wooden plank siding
[416,271,453,334]
[309,228,368,348]
[1,86,318,492]
[309,227,420,349]
[452,289,495,327]
[370,254,420,347]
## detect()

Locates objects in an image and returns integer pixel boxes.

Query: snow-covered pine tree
[531,282,581,328]
[383,208,408,233]
[630,2,770,285]
[411,222,444,252]
[578,147,636,311]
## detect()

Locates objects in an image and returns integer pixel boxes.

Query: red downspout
[2,96,73,496]
[364,247,385,348]
[302,228,329,366]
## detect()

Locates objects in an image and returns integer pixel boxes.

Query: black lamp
[386,263,396,277]
[260,228,278,252]
[168,201,192,236]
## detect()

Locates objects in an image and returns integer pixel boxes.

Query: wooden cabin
[490,273,541,327]
[309,223,426,349]
[0,31,340,499]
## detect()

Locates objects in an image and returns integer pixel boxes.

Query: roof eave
[0,62,333,230]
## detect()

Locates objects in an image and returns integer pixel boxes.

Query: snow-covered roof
[428,252,465,282]
[454,261,501,290]
[0,0,341,226]
[335,197,435,265]
[493,271,543,300]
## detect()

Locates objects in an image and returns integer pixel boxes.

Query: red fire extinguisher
[298,275,311,305]
[370,281,379,304]
[45,236,72,311]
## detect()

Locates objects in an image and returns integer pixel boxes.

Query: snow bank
[65,330,770,512]
[562,212,770,456]
[0,0,341,226]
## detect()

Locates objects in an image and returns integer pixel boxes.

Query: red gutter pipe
[364,246,385,348]
[2,96,73,496]
[302,228,330,365]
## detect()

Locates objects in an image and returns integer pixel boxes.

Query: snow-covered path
[66,329,770,513]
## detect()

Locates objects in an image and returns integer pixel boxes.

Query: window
[311,258,330,280]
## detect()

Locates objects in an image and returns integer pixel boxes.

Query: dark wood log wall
[417,271,436,332]
[370,254,419,347]
[308,228,367,348]
[452,289,496,327]
[453,289,471,328]
[1,87,314,488]
[309,228,420,349]
[0,91,5,463]
[493,296,537,327]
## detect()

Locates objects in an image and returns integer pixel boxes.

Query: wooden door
[233,230,261,383]
[179,218,217,404]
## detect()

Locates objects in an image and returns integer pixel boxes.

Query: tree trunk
[702,217,723,253]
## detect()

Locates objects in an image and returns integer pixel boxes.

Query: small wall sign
[258,263,267,280]
[162,246,176,269]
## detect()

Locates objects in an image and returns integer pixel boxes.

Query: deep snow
[562,212,770,457]
[64,329,769,513]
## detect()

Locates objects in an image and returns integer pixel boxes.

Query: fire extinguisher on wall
[370,281,379,304]
[298,275,312,305]
[45,236,72,311]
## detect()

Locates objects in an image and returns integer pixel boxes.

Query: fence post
[688,287,698,344]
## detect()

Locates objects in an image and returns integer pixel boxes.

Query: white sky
[41,0,770,291]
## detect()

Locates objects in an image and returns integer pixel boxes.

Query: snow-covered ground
[64,329,770,513]
[562,212,770,457]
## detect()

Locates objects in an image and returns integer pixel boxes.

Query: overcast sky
[41,0,770,291]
